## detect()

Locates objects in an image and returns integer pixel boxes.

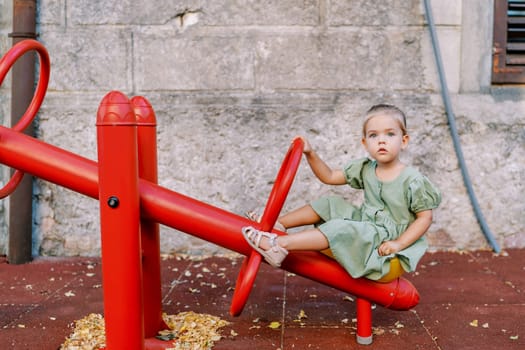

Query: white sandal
[245,211,286,232]
[242,226,288,267]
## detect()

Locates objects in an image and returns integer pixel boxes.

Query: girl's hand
[294,136,312,154]
[294,135,346,185]
[378,210,433,257]
[378,240,403,256]
[378,211,433,256]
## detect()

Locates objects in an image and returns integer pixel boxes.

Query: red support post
[356,297,373,345]
[96,91,144,350]
[131,96,167,337]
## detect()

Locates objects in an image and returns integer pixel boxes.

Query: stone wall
[0,0,523,257]
[0,0,11,253]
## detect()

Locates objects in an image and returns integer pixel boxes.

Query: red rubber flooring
[1,249,523,349]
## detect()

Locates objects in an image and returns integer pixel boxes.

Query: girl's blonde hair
[362,104,407,136]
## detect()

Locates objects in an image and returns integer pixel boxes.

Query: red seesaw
[0,40,420,348]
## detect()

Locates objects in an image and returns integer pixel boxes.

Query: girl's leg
[277,228,329,251]
[278,205,321,229]
[250,227,329,252]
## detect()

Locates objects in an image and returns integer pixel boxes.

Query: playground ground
[0,249,523,350]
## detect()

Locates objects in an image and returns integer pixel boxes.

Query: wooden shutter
[492,0,525,83]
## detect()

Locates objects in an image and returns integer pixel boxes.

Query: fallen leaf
[469,319,478,327]
[268,321,281,329]
[395,321,404,328]
[373,327,385,336]
[296,310,307,320]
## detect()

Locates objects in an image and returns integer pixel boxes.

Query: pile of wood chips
[60,311,230,350]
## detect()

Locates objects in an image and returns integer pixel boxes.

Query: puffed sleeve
[408,175,442,213]
[343,157,371,189]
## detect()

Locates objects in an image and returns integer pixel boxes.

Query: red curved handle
[0,39,50,198]
[229,251,262,316]
[259,137,304,231]
[230,137,304,316]
[0,39,50,132]
[0,171,24,199]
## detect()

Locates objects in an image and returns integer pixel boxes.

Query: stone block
[200,0,319,26]
[328,0,424,26]
[460,0,494,92]
[38,0,64,26]
[429,0,462,25]
[69,0,319,26]
[135,30,254,90]
[421,27,461,93]
[69,0,180,25]
[255,29,424,91]
[40,30,131,91]
[0,0,12,28]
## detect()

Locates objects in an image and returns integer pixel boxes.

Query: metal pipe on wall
[7,0,37,264]
[422,0,500,253]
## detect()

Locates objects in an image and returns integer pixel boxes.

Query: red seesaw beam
[0,124,419,311]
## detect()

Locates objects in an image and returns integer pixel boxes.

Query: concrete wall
[0,0,523,257]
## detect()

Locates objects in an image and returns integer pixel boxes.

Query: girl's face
[361,114,409,165]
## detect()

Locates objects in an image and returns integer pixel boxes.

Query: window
[492,0,525,84]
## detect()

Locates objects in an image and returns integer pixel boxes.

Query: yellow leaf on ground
[268,321,281,329]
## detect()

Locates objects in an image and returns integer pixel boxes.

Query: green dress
[311,158,441,281]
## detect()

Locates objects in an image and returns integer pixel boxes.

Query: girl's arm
[299,136,346,185]
[378,209,433,256]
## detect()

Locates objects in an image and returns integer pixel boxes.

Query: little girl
[243,104,441,281]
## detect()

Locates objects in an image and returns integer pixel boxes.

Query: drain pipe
[7,0,37,264]
[422,0,501,253]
